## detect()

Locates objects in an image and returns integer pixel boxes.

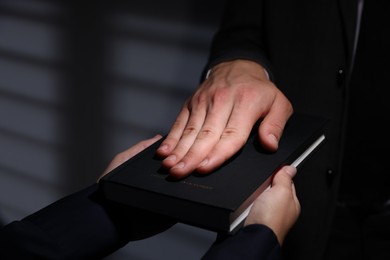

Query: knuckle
[220,129,248,155]
[190,92,208,108]
[221,127,246,143]
[182,125,198,136]
[212,87,230,104]
[197,127,217,140]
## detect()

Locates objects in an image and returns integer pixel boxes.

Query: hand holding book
[245,165,300,245]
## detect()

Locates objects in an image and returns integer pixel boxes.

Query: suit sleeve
[202,0,273,80]
[0,184,282,260]
[0,184,176,260]
[201,224,283,260]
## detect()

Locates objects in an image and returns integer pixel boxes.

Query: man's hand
[156,60,293,179]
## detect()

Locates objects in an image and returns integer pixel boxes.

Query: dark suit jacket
[202,0,375,259]
[0,185,176,259]
[0,184,282,260]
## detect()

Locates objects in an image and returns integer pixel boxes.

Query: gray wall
[0,0,225,259]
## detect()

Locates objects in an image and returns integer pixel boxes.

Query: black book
[100,113,327,234]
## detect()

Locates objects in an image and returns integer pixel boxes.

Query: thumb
[271,165,297,187]
[258,108,292,152]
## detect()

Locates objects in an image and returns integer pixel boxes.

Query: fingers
[244,165,300,245]
[158,88,236,175]
[291,181,301,213]
[271,165,297,187]
[164,88,258,178]
[159,84,266,178]
[155,107,191,157]
[168,124,251,178]
[98,134,162,181]
[197,91,292,174]
[193,112,254,175]
[258,91,294,152]
[156,60,293,179]
[271,165,301,215]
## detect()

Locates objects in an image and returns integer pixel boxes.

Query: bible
[99,113,327,233]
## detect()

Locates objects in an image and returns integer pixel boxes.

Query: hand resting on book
[155,60,293,180]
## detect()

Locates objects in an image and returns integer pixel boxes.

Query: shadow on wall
[61,0,226,188]
[0,0,225,259]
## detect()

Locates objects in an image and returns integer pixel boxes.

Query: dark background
[0,0,225,258]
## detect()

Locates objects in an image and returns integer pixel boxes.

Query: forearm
[0,184,176,259]
[202,224,283,260]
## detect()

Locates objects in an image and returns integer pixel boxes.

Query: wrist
[205,60,270,81]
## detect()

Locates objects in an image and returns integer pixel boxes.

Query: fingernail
[164,155,176,163]
[198,158,209,168]
[284,166,297,178]
[268,134,279,148]
[172,162,185,169]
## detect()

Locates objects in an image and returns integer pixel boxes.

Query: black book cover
[100,113,327,233]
